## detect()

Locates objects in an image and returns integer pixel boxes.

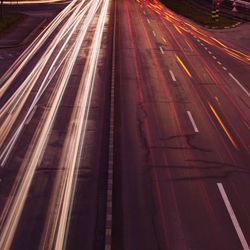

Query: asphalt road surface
[0,0,249,249]
[113,0,250,250]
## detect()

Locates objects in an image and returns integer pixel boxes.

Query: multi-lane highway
[0,0,112,249]
[113,0,250,249]
[0,0,249,249]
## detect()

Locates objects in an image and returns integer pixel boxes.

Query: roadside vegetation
[0,12,26,33]
[160,0,238,28]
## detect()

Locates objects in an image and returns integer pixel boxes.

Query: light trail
[0,0,79,97]
[141,0,250,64]
[0,0,92,165]
[50,1,110,247]
[176,55,192,78]
[208,102,239,150]
[0,0,109,248]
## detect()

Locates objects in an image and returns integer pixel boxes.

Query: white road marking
[159,46,164,54]
[201,43,204,46]
[197,39,200,42]
[217,61,222,65]
[169,69,176,81]
[143,10,146,15]
[152,30,156,37]
[229,73,250,97]
[187,111,199,132]
[212,55,217,60]
[208,51,212,54]
[222,66,227,71]
[217,183,250,250]
[147,18,150,24]
[204,47,208,50]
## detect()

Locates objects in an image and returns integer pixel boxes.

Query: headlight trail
[42,1,110,247]
[0,0,93,165]
[0,0,79,97]
[0,0,109,248]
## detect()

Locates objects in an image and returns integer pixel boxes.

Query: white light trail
[0,0,109,249]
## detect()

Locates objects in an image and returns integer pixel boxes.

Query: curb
[205,21,242,30]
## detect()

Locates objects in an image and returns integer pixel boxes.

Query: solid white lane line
[217,183,250,250]
[208,51,212,54]
[222,66,227,71]
[228,73,250,97]
[159,46,164,54]
[147,18,150,24]
[212,55,217,60]
[187,111,199,132]
[169,70,176,81]
[152,30,156,37]
[217,61,222,65]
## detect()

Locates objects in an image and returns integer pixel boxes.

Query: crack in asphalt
[137,102,151,163]
[157,134,211,152]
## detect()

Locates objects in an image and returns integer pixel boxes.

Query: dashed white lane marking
[169,69,176,81]
[201,43,204,46]
[217,183,250,250]
[147,18,150,24]
[204,47,208,50]
[212,55,217,60]
[228,73,250,97]
[217,61,222,65]
[197,39,200,42]
[159,46,164,54]
[208,51,212,54]
[152,30,156,37]
[143,10,146,15]
[187,111,199,133]
[222,66,227,71]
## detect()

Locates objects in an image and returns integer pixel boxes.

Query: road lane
[114,0,250,249]
[0,0,112,249]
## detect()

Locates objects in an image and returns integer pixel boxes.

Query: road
[0,0,249,249]
[0,0,112,249]
[113,0,250,249]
